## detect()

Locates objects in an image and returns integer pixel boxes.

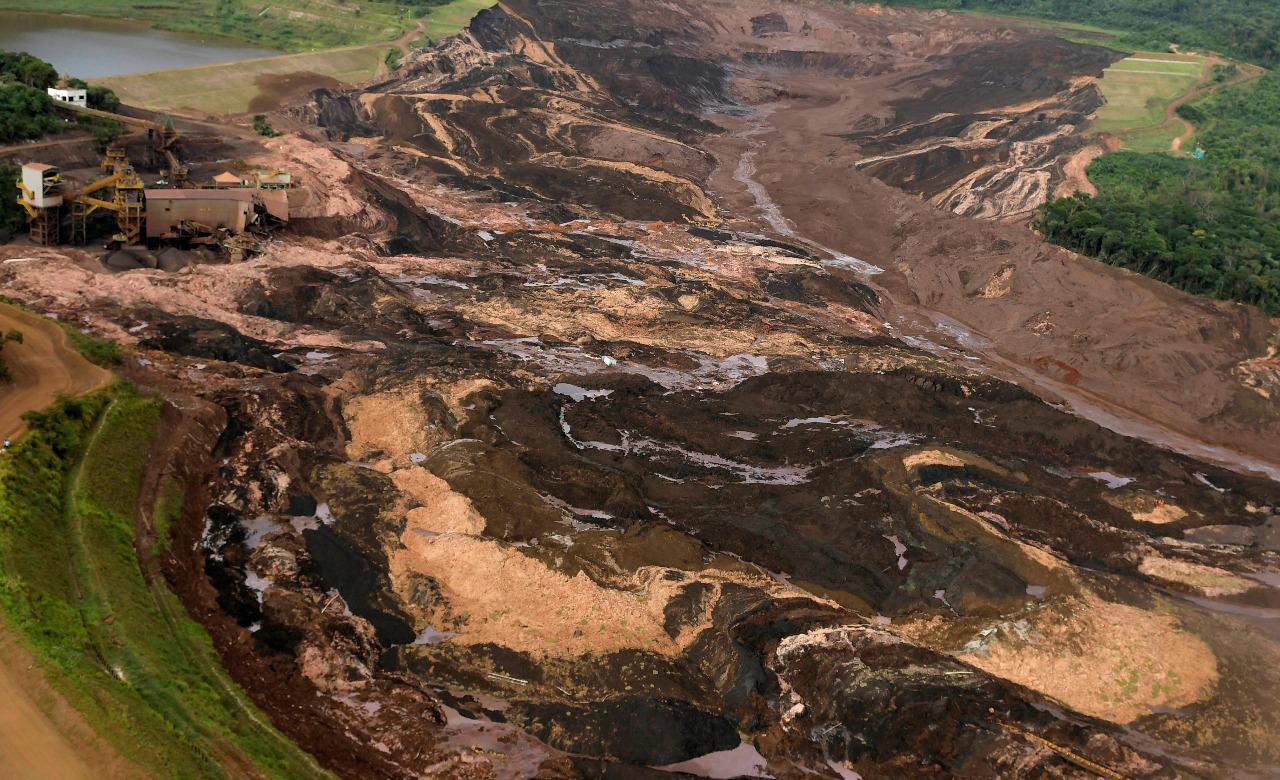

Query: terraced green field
[1092,52,1207,152]
[0,387,331,778]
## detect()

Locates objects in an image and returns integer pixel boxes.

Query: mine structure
[14,104,291,254]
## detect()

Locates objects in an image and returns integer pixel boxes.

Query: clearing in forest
[1091,51,1208,152]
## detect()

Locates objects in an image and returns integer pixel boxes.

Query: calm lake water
[0,12,280,79]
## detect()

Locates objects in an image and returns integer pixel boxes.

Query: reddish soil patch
[1032,355,1084,385]
[0,301,112,441]
[0,623,140,780]
[1055,133,1120,198]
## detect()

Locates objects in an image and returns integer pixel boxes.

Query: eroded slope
[3,1,1279,778]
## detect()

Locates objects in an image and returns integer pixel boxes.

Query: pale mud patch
[902,447,1010,476]
[457,292,817,361]
[387,486,800,656]
[344,388,448,464]
[1138,555,1256,597]
[251,135,362,219]
[977,264,1015,299]
[1101,492,1190,524]
[392,468,486,536]
[956,593,1218,724]
[392,532,681,656]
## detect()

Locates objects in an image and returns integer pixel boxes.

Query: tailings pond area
[1,0,1279,778]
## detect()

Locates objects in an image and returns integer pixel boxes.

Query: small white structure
[46,87,87,106]
[21,163,62,208]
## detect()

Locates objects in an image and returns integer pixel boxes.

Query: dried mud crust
[4,0,1280,777]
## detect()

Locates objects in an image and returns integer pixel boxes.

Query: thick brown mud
[3,0,1280,777]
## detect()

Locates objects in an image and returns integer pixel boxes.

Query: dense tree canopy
[1036,73,1280,314]
[0,51,122,149]
[65,77,123,112]
[0,50,58,89]
[0,84,60,143]
[880,0,1280,65]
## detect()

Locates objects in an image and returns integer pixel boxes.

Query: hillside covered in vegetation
[882,0,1280,65]
[1036,71,1280,314]
[0,0,447,53]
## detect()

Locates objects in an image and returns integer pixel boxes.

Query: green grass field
[0,0,413,52]
[98,44,387,115]
[0,386,332,778]
[1092,51,1207,151]
[420,0,492,39]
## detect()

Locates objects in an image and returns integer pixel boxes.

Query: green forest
[1035,72,1280,314]
[0,50,121,145]
[880,0,1280,65]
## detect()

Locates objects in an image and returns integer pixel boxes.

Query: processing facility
[13,103,291,255]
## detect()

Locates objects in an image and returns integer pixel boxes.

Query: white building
[46,87,87,106]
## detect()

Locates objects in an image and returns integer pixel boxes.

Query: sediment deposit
[4,0,1279,777]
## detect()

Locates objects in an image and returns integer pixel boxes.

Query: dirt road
[0,303,112,442]
[0,306,118,777]
[0,134,93,159]
[1168,60,1264,154]
[0,625,137,780]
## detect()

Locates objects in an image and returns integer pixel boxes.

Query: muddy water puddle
[658,742,773,778]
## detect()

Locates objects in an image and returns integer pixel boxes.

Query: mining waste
[4,0,1280,777]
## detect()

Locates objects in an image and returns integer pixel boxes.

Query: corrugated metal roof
[147,189,255,201]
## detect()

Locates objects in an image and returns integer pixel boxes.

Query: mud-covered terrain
[4,0,1280,777]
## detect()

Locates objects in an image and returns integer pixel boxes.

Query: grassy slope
[0,0,411,53]
[97,45,387,115]
[421,0,492,39]
[0,386,331,779]
[87,0,492,114]
[1091,52,1207,153]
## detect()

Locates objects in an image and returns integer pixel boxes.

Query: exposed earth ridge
[3,0,1280,778]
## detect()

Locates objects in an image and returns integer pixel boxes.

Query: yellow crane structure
[17,162,146,246]
[14,163,62,246]
[67,167,146,246]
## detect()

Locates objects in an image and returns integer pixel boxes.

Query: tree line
[1035,72,1280,314]
[0,50,122,144]
[878,0,1280,66]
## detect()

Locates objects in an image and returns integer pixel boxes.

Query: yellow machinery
[57,102,189,185]
[66,166,146,246]
[17,160,147,246]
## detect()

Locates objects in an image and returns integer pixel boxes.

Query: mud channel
[3,0,1280,777]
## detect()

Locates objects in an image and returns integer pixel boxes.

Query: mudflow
[4,0,1280,777]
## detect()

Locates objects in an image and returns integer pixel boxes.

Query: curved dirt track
[0,302,112,441]
[0,625,137,780]
[1168,60,1264,153]
[0,306,117,778]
